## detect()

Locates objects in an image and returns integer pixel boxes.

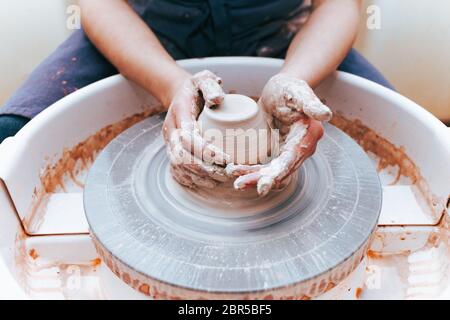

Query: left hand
[163,70,232,189]
[226,73,332,196]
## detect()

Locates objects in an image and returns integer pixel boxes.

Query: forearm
[281,0,361,87]
[78,0,189,108]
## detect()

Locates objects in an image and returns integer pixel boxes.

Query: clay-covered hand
[163,70,231,189]
[226,73,332,196]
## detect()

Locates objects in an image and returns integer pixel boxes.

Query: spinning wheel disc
[84,114,381,296]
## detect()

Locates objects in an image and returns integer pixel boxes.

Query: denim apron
[130,0,308,58]
[0,0,392,119]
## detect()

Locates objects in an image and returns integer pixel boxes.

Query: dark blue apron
[130,0,308,58]
[0,0,392,120]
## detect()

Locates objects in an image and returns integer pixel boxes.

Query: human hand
[163,70,232,189]
[226,73,332,196]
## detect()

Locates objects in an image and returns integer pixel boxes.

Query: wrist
[278,66,318,88]
[159,68,191,109]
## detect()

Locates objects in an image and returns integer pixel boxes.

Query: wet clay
[199,94,272,165]
[91,231,364,300]
[330,113,420,184]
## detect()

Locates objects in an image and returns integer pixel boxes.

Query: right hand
[226,73,331,196]
[163,70,232,189]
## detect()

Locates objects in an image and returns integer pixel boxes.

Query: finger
[272,117,291,136]
[173,95,231,166]
[225,163,264,176]
[192,70,222,86]
[287,154,307,175]
[168,134,228,182]
[271,105,304,125]
[234,172,261,190]
[173,164,220,188]
[171,166,195,188]
[271,152,307,190]
[178,128,231,165]
[174,90,201,124]
[171,165,217,189]
[169,79,204,124]
[233,170,274,197]
[171,74,229,165]
[183,162,229,183]
[199,79,225,107]
[284,83,332,122]
[281,121,309,152]
[276,121,321,182]
[168,130,194,165]
[268,121,316,187]
[250,122,308,195]
[231,121,310,195]
[171,97,230,165]
[257,175,275,197]
[188,173,217,188]
[299,119,324,156]
[274,174,294,190]
[302,99,332,122]
[192,70,225,108]
[162,108,177,142]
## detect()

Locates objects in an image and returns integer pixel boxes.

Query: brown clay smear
[330,112,438,219]
[25,109,159,233]
[330,112,421,185]
[24,109,439,232]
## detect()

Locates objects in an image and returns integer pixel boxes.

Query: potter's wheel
[84,114,382,298]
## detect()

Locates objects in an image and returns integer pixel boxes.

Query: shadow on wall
[355,0,450,122]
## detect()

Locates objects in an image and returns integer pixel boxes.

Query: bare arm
[78,0,190,108]
[228,0,360,194]
[79,0,230,190]
[281,0,361,87]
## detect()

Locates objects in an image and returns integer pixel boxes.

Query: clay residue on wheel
[330,113,420,184]
[91,233,364,300]
[25,108,160,233]
[24,108,441,232]
[330,112,440,220]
